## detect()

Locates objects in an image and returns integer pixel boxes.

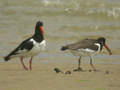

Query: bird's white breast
[30,39,46,50]
[94,43,100,53]
[28,39,46,56]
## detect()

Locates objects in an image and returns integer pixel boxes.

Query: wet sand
[0,63,120,90]
[0,0,120,90]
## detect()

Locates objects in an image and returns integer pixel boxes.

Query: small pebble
[89,69,92,72]
[105,70,109,74]
[65,71,71,74]
[54,68,62,73]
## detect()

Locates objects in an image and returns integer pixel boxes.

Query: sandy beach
[0,63,120,90]
[0,0,120,90]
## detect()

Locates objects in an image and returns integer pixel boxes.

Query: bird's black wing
[5,38,34,59]
[66,39,98,51]
[18,38,34,51]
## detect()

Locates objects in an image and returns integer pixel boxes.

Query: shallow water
[0,0,120,64]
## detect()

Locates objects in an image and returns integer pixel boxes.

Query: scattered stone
[89,69,92,72]
[54,68,63,73]
[105,70,109,75]
[65,71,71,74]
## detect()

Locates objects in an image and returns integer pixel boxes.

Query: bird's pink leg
[89,56,96,71]
[20,57,28,70]
[29,56,33,70]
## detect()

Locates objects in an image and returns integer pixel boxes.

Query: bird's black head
[97,37,112,55]
[36,21,43,27]
[97,37,106,46]
[35,21,44,34]
[33,21,44,42]
[35,21,44,32]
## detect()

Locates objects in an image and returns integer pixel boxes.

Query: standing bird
[61,37,112,71]
[4,21,46,70]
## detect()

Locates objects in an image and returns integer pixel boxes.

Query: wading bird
[4,21,46,70]
[61,37,112,71]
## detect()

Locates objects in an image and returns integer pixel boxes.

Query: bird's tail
[4,55,11,61]
[61,46,68,51]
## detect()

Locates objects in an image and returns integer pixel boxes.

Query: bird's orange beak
[104,44,112,55]
[40,26,44,34]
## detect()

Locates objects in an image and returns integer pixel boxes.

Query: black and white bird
[4,21,46,70]
[61,37,112,71]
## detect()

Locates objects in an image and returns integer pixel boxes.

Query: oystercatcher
[61,37,112,71]
[4,21,46,70]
